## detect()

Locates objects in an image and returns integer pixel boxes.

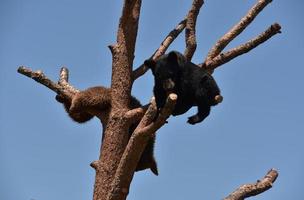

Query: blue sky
[1,0,303,200]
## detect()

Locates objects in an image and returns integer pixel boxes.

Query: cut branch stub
[58,67,79,95]
[124,103,150,123]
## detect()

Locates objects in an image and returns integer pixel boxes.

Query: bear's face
[146,50,222,124]
[144,52,182,92]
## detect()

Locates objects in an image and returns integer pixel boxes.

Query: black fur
[145,51,221,125]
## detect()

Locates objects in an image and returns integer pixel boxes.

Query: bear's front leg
[187,105,210,125]
[153,90,167,121]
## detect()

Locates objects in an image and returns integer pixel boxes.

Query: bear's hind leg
[187,104,210,125]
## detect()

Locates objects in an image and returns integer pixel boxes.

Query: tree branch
[124,103,150,123]
[132,0,207,81]
[205,0,273,64]
[204,23,281,73]
[107,94,177,200]
[137,94,177,134]
[17,66,77,100]
[184,0,204,61]
[132,19,187,81]
[93,1,143,200]
[17,66,109,123]
[111,0,142,108]
[224,169,278,200]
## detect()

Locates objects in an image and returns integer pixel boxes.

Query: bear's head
[144,51,184,92]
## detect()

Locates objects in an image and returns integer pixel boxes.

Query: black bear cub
[145,51,222,125]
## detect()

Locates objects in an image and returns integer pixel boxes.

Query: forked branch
[132,0,205,81]
[17,66,78,100]
[224,169,278,200]
[107,94,177,200]
[204,23,281,72]
[205,0,273,64]
[17,66,112,123]
[132,19,187,81]
[110,0,142,109]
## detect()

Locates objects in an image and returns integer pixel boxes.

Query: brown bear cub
[56,86,158,175]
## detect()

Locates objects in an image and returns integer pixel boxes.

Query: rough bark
[107,94,177,200]
[184,0,204,61]
[91,1,142,200]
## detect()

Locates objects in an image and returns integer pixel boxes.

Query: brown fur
[56,86,158,175]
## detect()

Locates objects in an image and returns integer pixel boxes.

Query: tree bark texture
[92,1,142,200]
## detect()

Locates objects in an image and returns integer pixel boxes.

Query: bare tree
[18,0,281,200]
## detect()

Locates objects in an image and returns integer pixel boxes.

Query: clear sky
[1,0,303,200]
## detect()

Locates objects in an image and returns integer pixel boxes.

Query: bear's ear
[144,59,156,71]
[167,51,179,64]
